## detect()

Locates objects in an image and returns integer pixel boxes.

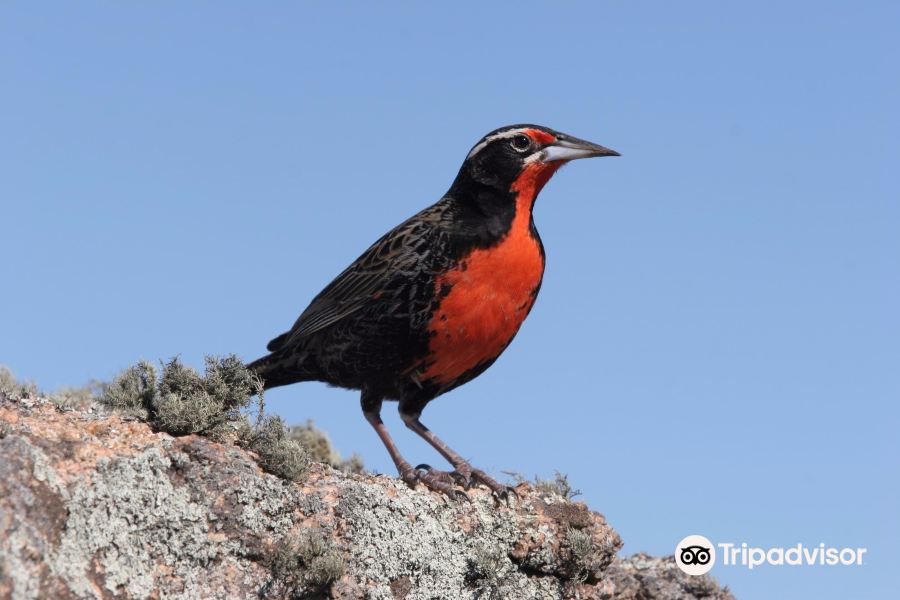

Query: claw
[493,485,519,506]
[451,489,471,502]
[450,470,472,489]
[470,468,507,494]
[398,463,420,489]
[414,466,468,499]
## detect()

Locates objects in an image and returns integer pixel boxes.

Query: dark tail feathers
[245,351,313,390]
[266,331,291,352]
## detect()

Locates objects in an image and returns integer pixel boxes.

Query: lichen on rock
[0,388,735,600]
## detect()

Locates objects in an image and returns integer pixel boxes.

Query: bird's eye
[510,134,531,152]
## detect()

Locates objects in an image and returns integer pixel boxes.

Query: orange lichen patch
[85,420,111,437]
[4,403,162,484]
[0,408,20,424]
[419,161,561,385]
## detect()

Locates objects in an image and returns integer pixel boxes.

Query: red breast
[419,159,563,385]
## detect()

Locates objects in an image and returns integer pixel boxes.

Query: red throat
[510,160,564,215]
[417,160,560,386]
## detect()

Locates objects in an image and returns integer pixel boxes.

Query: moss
[269,529,344,597]
[0,422,11,439]
[239,416,310,482]
[0,365,39,400]
[288,420,365,474]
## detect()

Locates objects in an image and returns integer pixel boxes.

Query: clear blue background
[2,3,897,598]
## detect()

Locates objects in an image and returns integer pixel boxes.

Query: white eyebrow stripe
[466,127,532,159]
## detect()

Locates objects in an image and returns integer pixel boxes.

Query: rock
[0,394,734,599]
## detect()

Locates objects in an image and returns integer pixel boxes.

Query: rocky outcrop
[0,394,734,600]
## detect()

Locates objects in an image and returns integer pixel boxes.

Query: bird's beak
[541,135,620,163]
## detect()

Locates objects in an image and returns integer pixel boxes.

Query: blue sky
[2,3,897,598]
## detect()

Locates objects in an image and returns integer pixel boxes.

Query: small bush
[0,366,39,401]
[152,356,261,439]
[2,364,102,409]
[239,415,310,482]
[154,388,227,437]
[269,529,344,596]
[202,354,261,411]
[504,470,581,500]
[100,355,263,440]
[101,360,158,419]
[563,528,598,584]
[535,471,581,500]
[98,355,313,483]
[338,453,365,475]
[288,420,365,474]
[465,543,508,598]
[49,383,102,409]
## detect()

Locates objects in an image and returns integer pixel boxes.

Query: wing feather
[266,204,447,352]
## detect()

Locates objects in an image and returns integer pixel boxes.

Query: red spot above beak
[524,128,556,145]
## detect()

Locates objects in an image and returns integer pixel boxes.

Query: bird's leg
[398,406,511,497]
[361,390,465,499]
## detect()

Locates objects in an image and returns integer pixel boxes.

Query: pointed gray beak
[541,134,620,163]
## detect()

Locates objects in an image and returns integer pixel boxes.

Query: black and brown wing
[250,201,455,390]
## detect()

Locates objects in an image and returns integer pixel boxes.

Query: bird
[248,124,619,497]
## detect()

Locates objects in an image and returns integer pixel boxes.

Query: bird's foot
[398,463,469,501]
[446,460,518,502]
[471,467,518,502]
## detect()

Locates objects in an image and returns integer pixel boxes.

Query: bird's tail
[245,351,314,390]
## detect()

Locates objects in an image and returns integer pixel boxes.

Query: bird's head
[451,124,619,203]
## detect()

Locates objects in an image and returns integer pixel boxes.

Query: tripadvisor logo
[675,535,868,575]
[675,535,716,575]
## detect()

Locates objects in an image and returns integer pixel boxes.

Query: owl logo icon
[680,545,711,565]
[675,535,716,575]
